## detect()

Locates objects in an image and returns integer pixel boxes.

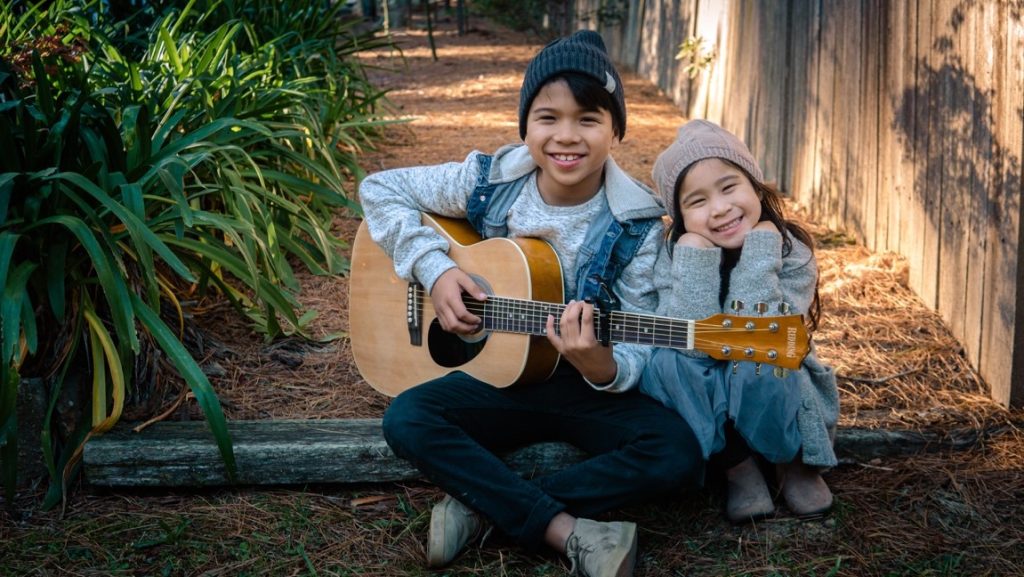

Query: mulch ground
[4,13,1024,577]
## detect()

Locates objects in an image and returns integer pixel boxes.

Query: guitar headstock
[693,313,809,370]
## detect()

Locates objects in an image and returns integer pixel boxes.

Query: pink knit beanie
[652,119,763,217]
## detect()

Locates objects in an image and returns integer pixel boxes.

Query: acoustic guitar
[349,214,810,397]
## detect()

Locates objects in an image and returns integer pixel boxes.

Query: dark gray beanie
[652,119,763,218]
[518,30,625,139]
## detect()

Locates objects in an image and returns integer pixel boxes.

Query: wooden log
[83,418,984,488]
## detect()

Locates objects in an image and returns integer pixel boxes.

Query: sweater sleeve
[645,241,723,361]
[725,229,816,316]
[656,243,723,320]
[358,151,483,293]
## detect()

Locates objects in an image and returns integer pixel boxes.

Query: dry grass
[3,14,1024,577]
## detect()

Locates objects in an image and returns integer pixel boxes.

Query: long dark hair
[667,160,821,330]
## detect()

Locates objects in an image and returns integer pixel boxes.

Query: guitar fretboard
[461,295,695,350]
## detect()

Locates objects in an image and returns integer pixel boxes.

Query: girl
[643,119,839,523]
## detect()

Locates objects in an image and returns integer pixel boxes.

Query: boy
[359,30,702,577]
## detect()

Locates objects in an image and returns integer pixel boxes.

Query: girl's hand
[753,220,781,234]
[676,231,716,249]
[430,268,487,334]
[545,300,617,384]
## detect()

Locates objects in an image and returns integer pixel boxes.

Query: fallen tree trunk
[82,418,984,487]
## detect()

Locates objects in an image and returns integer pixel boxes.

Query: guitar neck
[464,295,694,350]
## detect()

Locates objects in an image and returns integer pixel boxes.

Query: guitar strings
[412,285,792,354]
[440,294,792,357]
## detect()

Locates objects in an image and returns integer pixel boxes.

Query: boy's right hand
[430,268,487,335]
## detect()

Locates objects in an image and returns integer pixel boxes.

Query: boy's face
[523,79,619,205]
[677,158,762,250]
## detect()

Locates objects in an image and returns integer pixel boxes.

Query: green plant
[676,35,716,78]
[0,0,395,507]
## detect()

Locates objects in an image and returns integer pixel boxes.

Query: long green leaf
[0,173,16,224]
[31,215,139,353]
[1,261,35,364]
[47,172,196,283]
[0,232,18,308]
[161,234,301,328]
[0,362,18,501]
[158,22,184,78]
[130,293,236,481]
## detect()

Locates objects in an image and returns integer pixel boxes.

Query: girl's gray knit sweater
[654,229,840,467]
[358,144,665,393]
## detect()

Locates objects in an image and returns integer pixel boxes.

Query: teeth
[715,218,740,232]
[553,154,580,161]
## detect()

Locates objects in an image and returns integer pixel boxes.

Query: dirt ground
[5,14,1024,577]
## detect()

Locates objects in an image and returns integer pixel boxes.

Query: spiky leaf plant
[0,0,394,506]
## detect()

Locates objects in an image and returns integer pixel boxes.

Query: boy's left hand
[545,300,617,384]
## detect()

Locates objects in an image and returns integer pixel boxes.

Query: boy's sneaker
[565,518,637,577]
[427,495,484,567]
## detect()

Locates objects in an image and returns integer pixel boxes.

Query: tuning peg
[730,300,744,312]
[773,366,789,379]
[754,363,762,375]
[732,361,739,375]
[754,302,768,315]
[778,302,791,314]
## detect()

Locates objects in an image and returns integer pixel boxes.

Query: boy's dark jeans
[382,363,704,551]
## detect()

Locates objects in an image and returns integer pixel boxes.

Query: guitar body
[349,215,565,397]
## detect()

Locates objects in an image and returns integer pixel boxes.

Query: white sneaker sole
[426,500,451,567]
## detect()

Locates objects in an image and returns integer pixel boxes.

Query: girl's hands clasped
[545,300,618,385]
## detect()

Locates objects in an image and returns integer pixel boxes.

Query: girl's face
[524,79,619,206]
[676,158,762,250]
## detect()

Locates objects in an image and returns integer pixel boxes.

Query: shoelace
[565,533,594,577]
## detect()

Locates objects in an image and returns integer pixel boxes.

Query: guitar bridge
[407,282,422,347]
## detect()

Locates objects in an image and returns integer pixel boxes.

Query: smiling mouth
[551,153,582,162]
[713,217,742,233]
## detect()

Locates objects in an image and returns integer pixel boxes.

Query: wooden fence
[575,0,1024,406]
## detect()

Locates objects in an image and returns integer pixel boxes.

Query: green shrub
[0,0,394,507]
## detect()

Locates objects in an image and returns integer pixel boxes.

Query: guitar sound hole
[427,320,488,368]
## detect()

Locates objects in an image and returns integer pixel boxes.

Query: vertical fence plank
[841,0,864,236]
[896,1,922,278]
[923,0,945,310]
[861,0,882,250]
[880,3,899,254]
[814,1,836,227]
[783,0,813,198]
[964,0,994,369]
[908,0,935,304]
[935,0,968,341]
[722,4,758,149]
[690,0,730,120]
[751,1,789,185]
